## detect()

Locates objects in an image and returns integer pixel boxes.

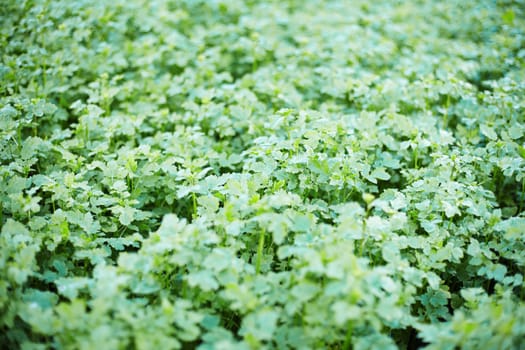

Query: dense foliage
[1,0,525,348]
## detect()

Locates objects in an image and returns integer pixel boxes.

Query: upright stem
[192,192,197,219]
[343,322,353,350]
[443,94,450,127]
[256,228,266,274]
[518,177,525,214]
[359,219,367,257]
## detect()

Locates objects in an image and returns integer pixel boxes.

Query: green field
[1,0,524,349]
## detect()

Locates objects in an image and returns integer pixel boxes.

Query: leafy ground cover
[1,0,525,348]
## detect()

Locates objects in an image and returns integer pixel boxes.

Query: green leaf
[240,309,279,341]
[480,124,497,140]
[55,277,91,299]
[187,270,219,292]
[370,167,391,181]
[118,206,136,226]
[290,212,315,232]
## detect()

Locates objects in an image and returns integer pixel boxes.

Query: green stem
[17,126,22,149]
[42,62,47,93]
[359,221,367,257]
[252,48,258,72]
[518,177,525,214]
[256,228,266,274]
[192,192,197,219]
[182,280,188,299]
[443,94,450,127]
[359,205,371,257]
[343,322,353,350]
[344,187,354,202]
